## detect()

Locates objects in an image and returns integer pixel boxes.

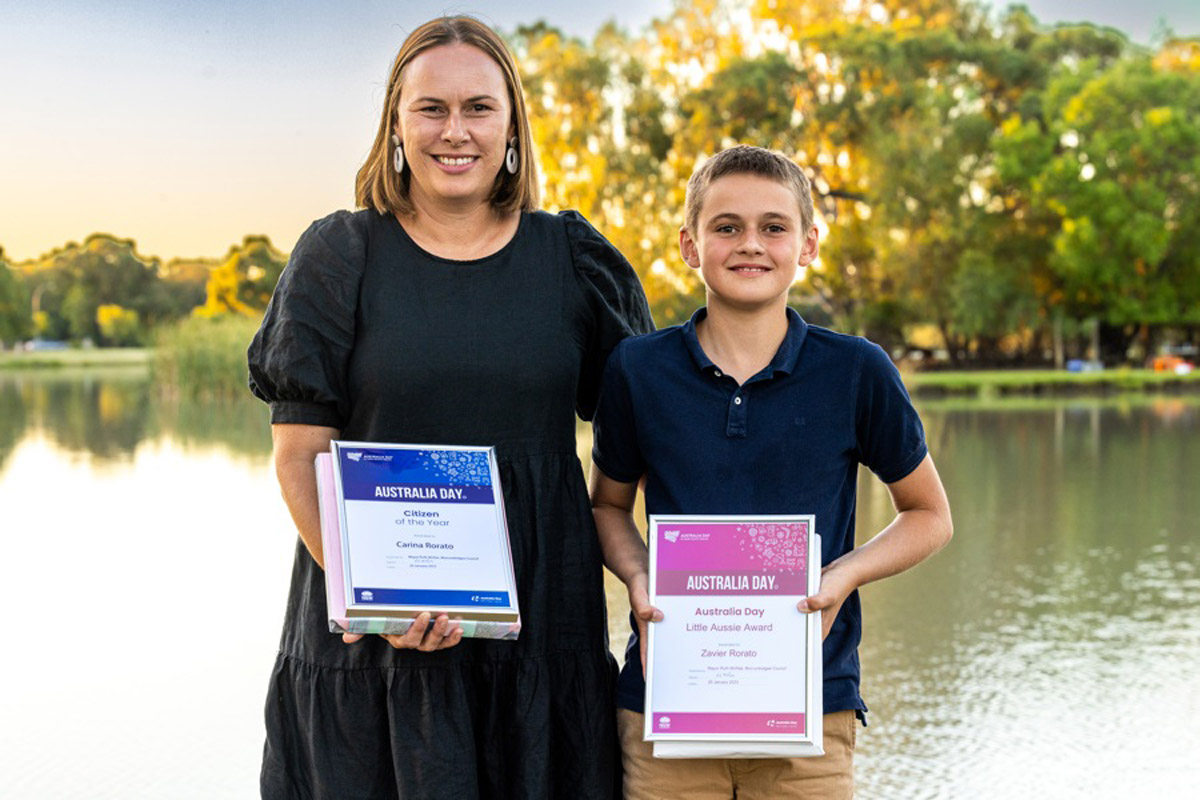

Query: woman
[247,16,653,800]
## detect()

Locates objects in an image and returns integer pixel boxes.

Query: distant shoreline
[2,347,1198,398]
[904,368,1200,398]
[0,348,152,370]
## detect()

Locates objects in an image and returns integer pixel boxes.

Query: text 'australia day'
[375,485,470,501]
[685,574,780,591]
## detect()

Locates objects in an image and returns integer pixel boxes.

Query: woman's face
[395,43,514,212]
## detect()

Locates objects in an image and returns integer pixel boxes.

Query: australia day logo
[346,451,363,462]
[663,529,680,543]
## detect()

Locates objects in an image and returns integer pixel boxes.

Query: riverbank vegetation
[7,340,1198,401]
[0,347,151,370]
[152,315,261,398]
[905,367,1200,397]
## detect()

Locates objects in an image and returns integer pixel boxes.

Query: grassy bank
[0,347,151,369]
[904,368,1200,398]
[153,315,261,398]
[8,338,1199,402]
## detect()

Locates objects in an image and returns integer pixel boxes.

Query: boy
[590,145,953,799]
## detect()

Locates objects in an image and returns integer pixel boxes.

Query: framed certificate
[314,441,521,640]
[644,515,822,757]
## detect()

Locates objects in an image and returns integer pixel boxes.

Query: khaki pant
[618,709,856,800]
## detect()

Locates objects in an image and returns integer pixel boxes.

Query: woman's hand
[342,612,465,651]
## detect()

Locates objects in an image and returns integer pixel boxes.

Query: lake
[1,370,1197,798]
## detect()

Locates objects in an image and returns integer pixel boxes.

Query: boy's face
[680,173,818,314]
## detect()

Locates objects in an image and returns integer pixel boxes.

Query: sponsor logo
[662,529,712,543]
[360,590,374,601]
[346,451,363,462]
[658,716,671,730]
[766,719,799,728]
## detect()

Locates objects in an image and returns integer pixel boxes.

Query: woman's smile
[396,43,513,209]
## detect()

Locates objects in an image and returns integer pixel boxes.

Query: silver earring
[391,134,404,173]
[505,137,519,174]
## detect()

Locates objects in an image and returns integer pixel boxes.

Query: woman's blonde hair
[355,16,541,217]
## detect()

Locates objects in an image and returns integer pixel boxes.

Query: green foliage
[18,234,190,345]
[0,250,33,345]
[153,314,262,398]
[1036,59,1200,326]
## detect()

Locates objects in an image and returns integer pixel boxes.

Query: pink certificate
[644,516,823,756]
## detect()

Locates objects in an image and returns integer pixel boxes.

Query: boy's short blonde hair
[684,145,814,235]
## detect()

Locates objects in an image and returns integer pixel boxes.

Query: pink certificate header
[653,520,809,596]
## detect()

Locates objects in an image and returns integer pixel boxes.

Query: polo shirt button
[734,396,742,405]
[714,370,722,377]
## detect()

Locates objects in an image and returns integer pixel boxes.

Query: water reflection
[855,398,1200,798]
[0,369,271,468]
[2,370,153,460]
[2,373,1198,798]
[0,433,292,800]
[0,378,26,464]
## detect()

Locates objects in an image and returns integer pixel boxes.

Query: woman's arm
[273,423,464,650]
[799,454,953,638]
[272,423,339,569]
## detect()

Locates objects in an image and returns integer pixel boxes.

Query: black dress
[247,208,653,800]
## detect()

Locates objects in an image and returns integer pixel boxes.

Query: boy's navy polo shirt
[592,307,928,718]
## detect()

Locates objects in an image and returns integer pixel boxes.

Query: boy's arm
[589,465,663,671]
[799,454,953,639]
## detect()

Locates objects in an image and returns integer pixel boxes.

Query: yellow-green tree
[196,235,286,317]
[96,304,142,346]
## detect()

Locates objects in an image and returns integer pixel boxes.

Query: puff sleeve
[247,210,368,428]
[561,210,655,420]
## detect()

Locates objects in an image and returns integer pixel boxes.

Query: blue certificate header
[339,447,495,504]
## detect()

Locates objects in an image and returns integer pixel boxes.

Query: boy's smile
[679,173,819,314]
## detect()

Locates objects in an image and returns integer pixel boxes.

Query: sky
[1,0,1197,263]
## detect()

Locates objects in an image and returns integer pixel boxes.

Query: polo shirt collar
[682,306,809,378]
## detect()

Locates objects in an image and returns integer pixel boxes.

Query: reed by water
[153,314,262,398]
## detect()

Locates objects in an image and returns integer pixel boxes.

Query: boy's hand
[797,455,954,641]
[797,564,858,640]
[627,572,664,674]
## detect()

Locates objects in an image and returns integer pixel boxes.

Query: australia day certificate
[322,441,520,639]
[644,515,822,757]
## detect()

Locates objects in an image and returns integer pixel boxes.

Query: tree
[0,248,32,346]
[195,235,287,317]
[19,234,181,345]
[996,48,1200,361]
[96,304,142,346]
[507,3,1200,357]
